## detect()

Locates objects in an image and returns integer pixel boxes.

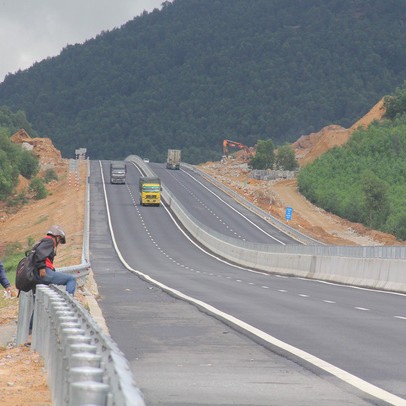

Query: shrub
[6,191,28,207]
[393,215,406,241]
[29,178,48,199]
[19,150,39,179]
[43,168,58,183]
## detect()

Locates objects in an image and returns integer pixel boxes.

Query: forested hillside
[1,0,406,163]
[0,107,39,199]
[298,82,406,240]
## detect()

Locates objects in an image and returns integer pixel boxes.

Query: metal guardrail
[16,157,146,405]
[31,285,144,406]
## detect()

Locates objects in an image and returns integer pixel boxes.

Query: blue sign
[285,207,293,221]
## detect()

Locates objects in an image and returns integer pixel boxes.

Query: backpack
[15,243,40,292]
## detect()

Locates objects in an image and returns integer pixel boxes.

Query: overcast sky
[0,0,168,83]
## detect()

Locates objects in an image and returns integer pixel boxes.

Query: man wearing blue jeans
[34,225,76,295]
[28,225,76,341]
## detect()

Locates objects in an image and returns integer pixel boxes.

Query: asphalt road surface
[150,162,297,245]
[89,160,406,406]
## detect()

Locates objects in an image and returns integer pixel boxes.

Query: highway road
[150,162,297,245]
[89,160,406,405]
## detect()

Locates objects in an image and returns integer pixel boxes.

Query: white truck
[110,161,126,184]
[166,149,181,170]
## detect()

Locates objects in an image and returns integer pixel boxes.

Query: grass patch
[2,254,21,286]
[2,240,34,287]
[34,214,49,225]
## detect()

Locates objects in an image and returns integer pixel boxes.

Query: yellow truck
[139,177,161,206]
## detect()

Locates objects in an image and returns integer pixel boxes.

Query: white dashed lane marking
[166,173,246,240]
[128,182,400,324]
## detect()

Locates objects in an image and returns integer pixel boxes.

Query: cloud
[0,0,166,82]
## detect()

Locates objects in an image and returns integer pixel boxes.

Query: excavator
[222,139,252,160]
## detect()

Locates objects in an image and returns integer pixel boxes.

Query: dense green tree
[361,170,389,228]
[0,106,36,135]
[0,149,17,198]
[0,133,21,198]
[393,215,406,241]
[384,81,406,119]
[0,112,39,200]
[249,139,274,170]
[275,144,298,171]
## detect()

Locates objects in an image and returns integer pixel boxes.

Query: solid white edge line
[99,161,406,406]
[180,167,286,245]
[160,196,268,274]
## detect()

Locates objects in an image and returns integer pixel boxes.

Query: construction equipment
[222,139,252,159]
[166,149,181,169]
[139,177,161,206]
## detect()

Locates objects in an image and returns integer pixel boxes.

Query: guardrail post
[16,290,34,345]
[62,343,99,404]
[69,366,104,386]
[53,327,87,404]
[69,381,110,406]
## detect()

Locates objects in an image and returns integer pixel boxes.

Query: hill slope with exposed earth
[0,98,402,404]
[0,131,87,404]
[199,97,402,246]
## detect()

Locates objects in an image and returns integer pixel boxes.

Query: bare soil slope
[292,98,385,166]
[0,131,87,405]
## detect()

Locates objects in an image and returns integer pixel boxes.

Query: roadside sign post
[285,207,293,221]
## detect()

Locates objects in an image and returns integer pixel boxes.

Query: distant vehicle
[166,149,181,169]
[139,177,161,206]
[143,158,150,163]
[110,161,126,184]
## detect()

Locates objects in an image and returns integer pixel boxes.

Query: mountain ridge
[0,0,405,162]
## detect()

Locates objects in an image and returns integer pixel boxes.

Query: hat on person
[46,225,66,244]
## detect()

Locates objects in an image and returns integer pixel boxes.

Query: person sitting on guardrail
[0,259,16,298]
[34,225,76,295]
[26,225,76,345]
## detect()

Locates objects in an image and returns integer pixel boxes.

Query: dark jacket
[33,236,56,271]
[0,260,11,289]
